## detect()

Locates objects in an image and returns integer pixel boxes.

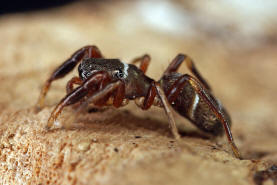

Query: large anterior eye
[86,72,92,77]
[113,69,124,78]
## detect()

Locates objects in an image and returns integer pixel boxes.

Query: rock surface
[0,1,277,185]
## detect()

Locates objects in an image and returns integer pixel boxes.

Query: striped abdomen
[160,73,231,136]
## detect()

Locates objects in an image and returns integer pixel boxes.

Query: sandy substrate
[0,1,277,185]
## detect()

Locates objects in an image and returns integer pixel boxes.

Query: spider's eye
[113,69,124,78]
[86,72,92,76]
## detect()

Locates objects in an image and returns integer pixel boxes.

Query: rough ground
[0,1,277,185]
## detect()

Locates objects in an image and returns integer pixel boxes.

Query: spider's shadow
[73,109,210,140]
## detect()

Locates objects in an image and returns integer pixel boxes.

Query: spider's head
[78,57,154,99]
[78,58,129,81]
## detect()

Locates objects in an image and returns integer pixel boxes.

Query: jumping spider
[36,45,241,159]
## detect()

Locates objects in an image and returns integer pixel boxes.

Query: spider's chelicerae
[36,45,241,159]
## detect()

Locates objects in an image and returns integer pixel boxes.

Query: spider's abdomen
[160,73,231,136]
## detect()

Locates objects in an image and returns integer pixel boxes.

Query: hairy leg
[78,80,125,112]
[131,54,151,74]
[36,45,103,110]
[134,80,180,139]
[162,54,211,90]
[140,81,156,110]
[155,82,180,140]
[66,76,83,94]
[46,71,110,129]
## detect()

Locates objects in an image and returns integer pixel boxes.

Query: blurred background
[0,0,277,184]
[1,0,277,159]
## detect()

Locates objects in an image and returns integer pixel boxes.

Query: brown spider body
[36,45,241,159]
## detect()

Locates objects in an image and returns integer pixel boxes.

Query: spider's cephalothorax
[78,58,127,80]
[78,58,154,100]
[36,45,241,159]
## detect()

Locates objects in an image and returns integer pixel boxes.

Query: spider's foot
[173,131,181,140]
[230,142,242,160]
[46,116,55,130]
[34,105,43,114]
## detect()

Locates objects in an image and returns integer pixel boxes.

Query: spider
[36,45,241,159]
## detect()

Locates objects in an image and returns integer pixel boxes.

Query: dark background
[0,0,75,14]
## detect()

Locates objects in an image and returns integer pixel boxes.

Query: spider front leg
[46,71,111,129]
[163,54,211,90]
[36,45,103,111]
[78,80,125,112]
[131,54,151,74]
[164,74,241,159]
[66,76,83,94]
